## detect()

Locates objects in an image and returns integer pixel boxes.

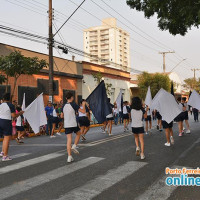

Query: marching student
[176,97,185,137]
[50,104,61,138]
[156,110,162,131]
[162,120,174,147]
[61,92,86,163]
[193,107,199,122]
[182,97,191,134]
[131,97,147,160]
[113,104,119,125]
[0,93,24,161]
[106,98,114,136]
[78,99,90,141]
[15,106,26,144]
[123,101,130,132]
[145,106,152,134]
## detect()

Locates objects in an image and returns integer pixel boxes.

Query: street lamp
[169,59,187,72]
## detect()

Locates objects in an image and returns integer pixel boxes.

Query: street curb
[0,123,103,142]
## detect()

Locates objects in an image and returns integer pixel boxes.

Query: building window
[111,59,112,61]
[86,37,87,39]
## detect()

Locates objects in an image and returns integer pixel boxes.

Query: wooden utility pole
[191,68,200,80]
[48,0,54,102]
[159,51,175,73]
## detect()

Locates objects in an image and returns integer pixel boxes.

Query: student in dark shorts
[176,97,185,137]
[156,110,162,131]
[144,107,152,134]
[78,99,90,141]
[182,97,191,134]
[162,120,174,147]
[131,97,148,160]
[61,92,86,163]
[0,93,24,161]
[123,101,130,132]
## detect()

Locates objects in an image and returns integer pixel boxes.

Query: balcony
[100,30,109,35]
[100,36,109,40]
[89,31,97,36]
[90,36,98,42]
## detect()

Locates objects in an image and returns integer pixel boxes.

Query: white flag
[145,86,152,106]
[22,93,26,111]
[187,90,200,110]
[23,93,47,133]
[115,90,122,112]
[150,88,182,123]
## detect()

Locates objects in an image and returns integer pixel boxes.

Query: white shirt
[63,103,78,128]
[53,109,58,117]
[0,102,15,120]
[79,106,87,117]
[123,106,128,114]
[131,109,144,128]
[16,115,23,126]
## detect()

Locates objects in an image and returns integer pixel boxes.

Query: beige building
[83,18,130,71]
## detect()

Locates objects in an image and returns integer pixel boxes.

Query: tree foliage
[0,50,47,100]
[126,0,200,35]
[138,72,171,99]
[183,78,200,92]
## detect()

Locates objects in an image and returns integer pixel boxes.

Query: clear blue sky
[0,0,199,80]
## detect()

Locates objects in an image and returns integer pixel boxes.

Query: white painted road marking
[11,153,31,159]
[0,157,104,200]
[0,150,65,174]
[56,161,147,200]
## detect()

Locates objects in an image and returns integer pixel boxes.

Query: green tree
[0,74,6,85]
[126,0,200,36]
[138,72,171,99]
[183,78,199,91]
[0,51,47,100]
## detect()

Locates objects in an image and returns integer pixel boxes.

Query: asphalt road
[0,117,200,200]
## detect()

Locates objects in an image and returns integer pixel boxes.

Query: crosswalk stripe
[0,150,65,174]
[0,157,104,200]
[56,161,147,200]
[11,153,31,159]
[135,166,180,200]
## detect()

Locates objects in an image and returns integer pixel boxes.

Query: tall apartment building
[83,18,130,70]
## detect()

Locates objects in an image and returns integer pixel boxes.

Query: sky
[0,0,199,82]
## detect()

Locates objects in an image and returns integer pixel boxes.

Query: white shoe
[67,156,74,163]
[165,142,171,147]
[56,132,62,136]
[183,127,186,130]
[140,153,145,160]
[170,136,174,145]
[108,133,112,136]
[186,129,191,134]
[136,147,140,156]
[145,132,148,135]
[50,135,56,138]
[71,145,79,154]
[102,130,106,133]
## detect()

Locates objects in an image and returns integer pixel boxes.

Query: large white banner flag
[115,90,122,112]
[24,93,47,133]
[150,88,182,123]
[145,86,152,106]
[187,90,200,110]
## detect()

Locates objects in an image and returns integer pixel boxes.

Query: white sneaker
[170,136,174,145]
[165,142,171,147]
[140,153,145,160]
[67,156,74,163]
[71,145,79,154]
[56,132,62,136]
[183,127,186,130]
[186,129,191,134]
[136,147,140,156]
[50,135,56,138]
[145,132,148,135]
[108,133,112,136]
[0,152,4,157]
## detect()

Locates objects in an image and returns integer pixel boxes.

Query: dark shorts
[78,116,90,127]
[16,126,25,132]
[132,127,144,134]
[175,112,184,122]
[0,119,12,136]
[145,115,152,121]
[106,117,114,121]
[65,126,80,135]
[52,117,59,124]
[156,112,162,120]
[183,111,189,120]
[162,121,173,129]
[123,114,129,120]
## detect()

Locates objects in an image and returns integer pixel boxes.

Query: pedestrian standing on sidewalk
[61,92,86,163]
[0,93,24,161]
[131,97,147,160]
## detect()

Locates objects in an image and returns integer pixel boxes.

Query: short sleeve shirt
[0,102,16,120]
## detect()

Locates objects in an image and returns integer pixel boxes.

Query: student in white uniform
[182,97,191,134]
[106,98,114,136]
[50,104,61,138]
[0,93,23,161]
[131,97,147,160]
[144,106,152,134]
[78,99,90,141]
[15,106,25,144]
[61,92,86,163]
[123,101,130,132]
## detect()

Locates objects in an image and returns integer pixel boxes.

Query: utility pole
[48,0,54,102]
[191,68,200,80]
[159,51,175,73]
